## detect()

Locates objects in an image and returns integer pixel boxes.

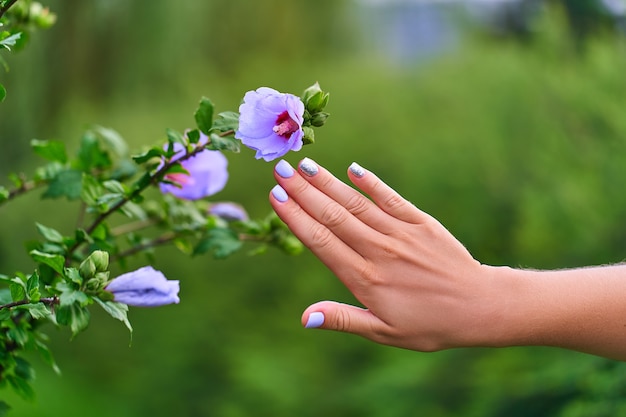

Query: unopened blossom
[235,87,305,162]
[159,132,228,200]
[106,266,180,307]
[208,202,249,222]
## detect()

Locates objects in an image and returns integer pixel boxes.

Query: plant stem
[0,0,18,20]
[111,231,177,261]
[0,296,58,311]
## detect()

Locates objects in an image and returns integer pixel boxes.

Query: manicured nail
[349,162,365,178]
[305,311,325,329]
[271,185,288,202]
[299,157,319,177]
[275,159,295,178]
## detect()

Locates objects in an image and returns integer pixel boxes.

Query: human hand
[270,158,505,352]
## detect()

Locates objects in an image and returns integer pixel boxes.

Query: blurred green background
[2,0,626,415]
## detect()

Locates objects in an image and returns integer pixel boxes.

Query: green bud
[302,126,315,145]
[30,3,57,29]
[302,82,330,114]
[302,82,323,103]
[310,112,330,128]
[279,235,304,255]
[84,271,110,293]
[79,258,97,280]
[90,250,110,272]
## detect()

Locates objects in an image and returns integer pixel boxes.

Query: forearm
[489,264,626,360]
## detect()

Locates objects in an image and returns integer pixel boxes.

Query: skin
[269,158,626,361]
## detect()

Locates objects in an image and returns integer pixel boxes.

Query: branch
[65,132,234,259]
[0,296,58,311]
[110,231,177,262]
[0,178,43,207]
[0,0,18,20]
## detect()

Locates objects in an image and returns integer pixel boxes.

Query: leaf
[211,111,239,132]
[35,223,65,244]
[25,303,51,320]
[166,128,184,145]
[30,139,68,163]
[0,84,5,102]
[55,304,91,337]
[34,339,61,375]
[77,130,112,171]
[208,133,240,153]
[132,147,166,164]
[95,298,133,334]
[0,32,21,50]
[42,169,83,200]
[26,272,41,302]
[29,250,65,275]
[80,173,105,207]
[194,96,214,134]
[92,125,129,157]
[7,374,35,402]
[9,280,26,302]
[193,228,242,259]
[186,129,200,144]
[0,400,10,416]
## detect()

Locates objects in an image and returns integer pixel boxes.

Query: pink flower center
[273,111,299,138]
[165,172,190,186]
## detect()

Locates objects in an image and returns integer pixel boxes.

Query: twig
[0,0,18,20]
[111,232,177,261]
[0,296,58,311]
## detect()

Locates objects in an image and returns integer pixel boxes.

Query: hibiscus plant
[0,1,330,413]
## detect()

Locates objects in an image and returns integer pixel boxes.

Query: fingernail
[299,157,319,177]
[305,312,325,329]
[349,162,365,178]
[275,159,295,178]
[271,185,288,202]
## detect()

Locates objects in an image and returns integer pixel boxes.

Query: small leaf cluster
[0,0,56,102]
[0,95,304,411]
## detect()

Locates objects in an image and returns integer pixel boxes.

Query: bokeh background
[2,0,626,415]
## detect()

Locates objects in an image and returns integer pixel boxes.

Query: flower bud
[79,258,97,280]
[302,82,330,114]
[302,126,315,145]
[310,112,330,128]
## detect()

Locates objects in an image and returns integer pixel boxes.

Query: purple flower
[159,133,228,200]
[208,202,249,221]
[235,87,305,161]
[106,266,180,307]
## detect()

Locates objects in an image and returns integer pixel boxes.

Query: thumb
[302,301,385,338]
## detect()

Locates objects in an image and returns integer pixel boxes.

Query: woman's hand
[269,158,505,351]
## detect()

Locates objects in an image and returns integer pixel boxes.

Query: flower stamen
[273,111,299,138]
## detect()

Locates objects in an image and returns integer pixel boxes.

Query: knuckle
[319,203,348,229]
[309,223,335,250]
[382,193,406,212]
[343,193,370,216]
[355,261,385,287]
[334,309,352,332]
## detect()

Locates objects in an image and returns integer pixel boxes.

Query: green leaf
[131,147,166,164]
[194,96,214,134]
[0,84,5,103]
[31,139,68,163]
[0,400,10,416]
[9,279,26,302]
[7,374,35,401]
[42,169,83,200]
[193,228,242,259]
[92,125,129,157]
[35,223,65,244]
[166,128,184,145]
[77,130,112,171]
[59,289,89,307]
[0,32,21,50]
[211,111,239,132]
[0,186,8,203]
[80,173,105,206]
[26,272,40,302]
[29,250,65,275]
[95,298,133,334]
[25,303,51,319]
[34,339,61,375]
[55,303,91,337]
[186,129,200,144]
[208,133,240,153]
